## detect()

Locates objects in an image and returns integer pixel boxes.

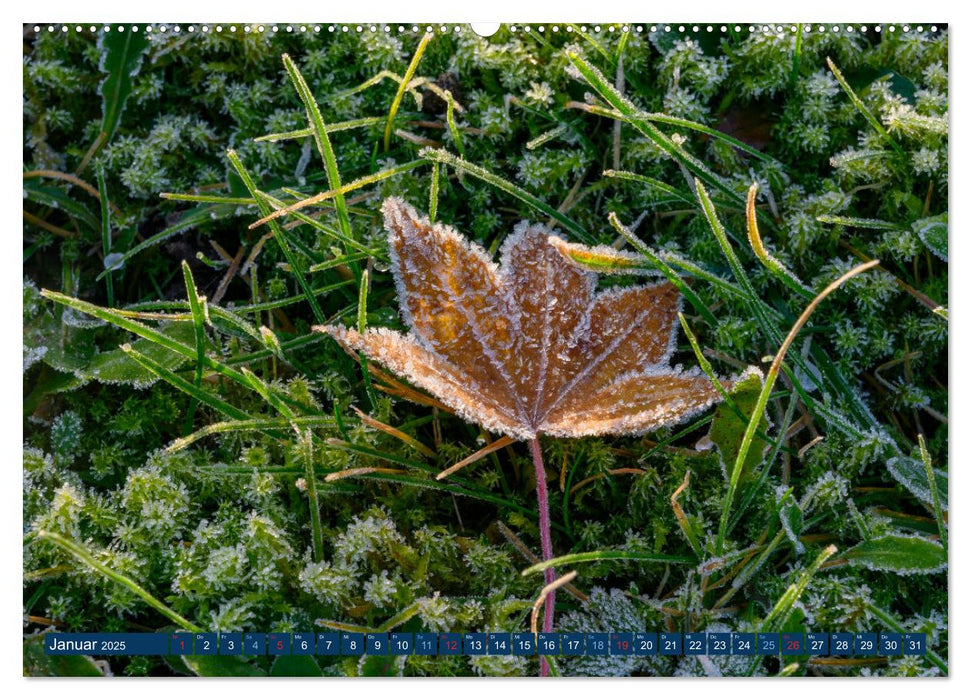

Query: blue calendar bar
[43,633,169,655]
[44,631,929,658]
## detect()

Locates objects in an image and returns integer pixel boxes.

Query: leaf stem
[529,436,555,677]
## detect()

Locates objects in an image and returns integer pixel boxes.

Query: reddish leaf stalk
[529,436,555,677]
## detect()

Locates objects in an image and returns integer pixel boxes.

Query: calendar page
[22,20,949,679]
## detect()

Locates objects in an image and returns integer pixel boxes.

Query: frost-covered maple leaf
[317,197,727,441]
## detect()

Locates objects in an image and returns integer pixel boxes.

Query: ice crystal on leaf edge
[317,197,738,441]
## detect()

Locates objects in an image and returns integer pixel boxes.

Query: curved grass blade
[826,57,906,159]
[34,530,201,632]
[715,260,880,554]
[746,183,813,300]
[169,416,334,453]
[521,550,696,576]
[97,205,221,281]
[282,54,354,245]
[385,33,433,150]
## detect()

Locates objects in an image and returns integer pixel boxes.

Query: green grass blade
[729,391,800,532]
[826,57,906,159]
[567,52,748,211]
[640,113,779,165]
[98,205,221,281]
[298,429,324,563]
[281,54,354,244]
[240,366,296,421]
[34,529,201,632]
[385,33,432,150]
[168,416,334,453]
[695,179,794,354]
[444,91,465,157]
[98,24,149,143]
[233,281,355,312]
[254,116,383,143]
[420,148,595,244]
[24,180,100,232]
[567,25,612,63]
[96,161,114,306]
[607,212,717,325]
[253,159,423,229]
[224,331,331,369]
[527,125,569,151]
[121,343,253,423]
[521,550,696,577]
[678,313,733,402]
[760,547,836,631]
[41,289,309,413]
[308,254,373,274]
[159,193,255,205]
[603,169,696,205]
[227,150,325,324]
[790,24,804,86]
[326,438,430,472]
[259,191,378,258]
[918,434,947,550]
[695,179,759,300]
[428,161,440,222]
[356,268,379,410]
[816,214,902,230]
[180,261,208,431]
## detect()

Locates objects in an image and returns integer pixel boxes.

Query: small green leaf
[777,489,804,554]
[77,322,195,385]
[23,634,106,677]
[844,535,946,575]
[356,655,403,677]
[23,181,101,233]
[887,455,948,511]
[269,655,323,677]
[98,24,150,142]
[912,213,948,262]
[183,654,266,677]
[709,371,770,486]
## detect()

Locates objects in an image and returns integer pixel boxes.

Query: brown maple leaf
[317,198,727,441]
